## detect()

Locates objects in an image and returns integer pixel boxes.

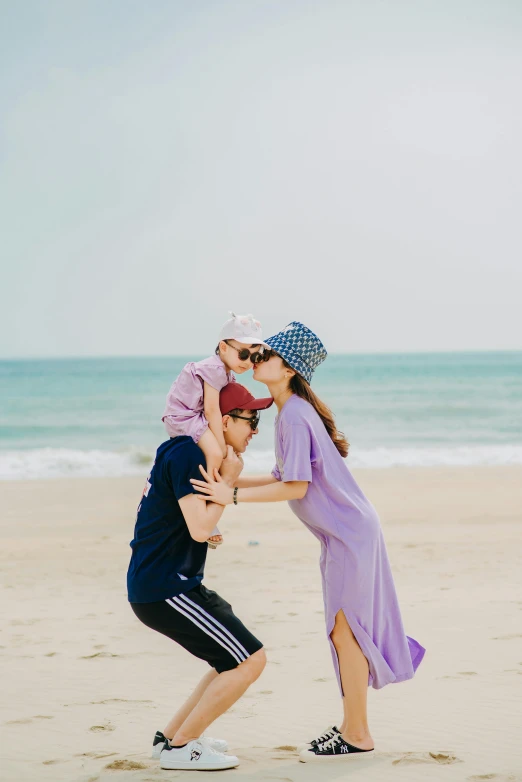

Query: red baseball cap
[219,383,274,415]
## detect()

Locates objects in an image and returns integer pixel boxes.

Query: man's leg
[171,649,266,745]
[163,668,218,739]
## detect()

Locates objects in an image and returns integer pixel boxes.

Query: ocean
[1,352,521,480]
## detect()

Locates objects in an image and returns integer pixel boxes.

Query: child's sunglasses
[225,341,274,365]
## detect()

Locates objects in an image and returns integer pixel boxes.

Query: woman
[191,322,425,763]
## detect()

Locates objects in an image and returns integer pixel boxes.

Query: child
[162,312,268,546]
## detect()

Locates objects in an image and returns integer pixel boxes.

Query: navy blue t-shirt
[127,437,208,603]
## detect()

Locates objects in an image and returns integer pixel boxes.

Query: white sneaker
[160,737,239,770]
[152,730,228,758]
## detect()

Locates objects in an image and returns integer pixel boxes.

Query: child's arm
[203,382,227,458]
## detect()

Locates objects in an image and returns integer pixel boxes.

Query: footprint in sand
[80,652,120,659]
[90,698,153,705]
[10,618,41,626]
[75,751,118,759]
[392,751,462,765]
[274,746,297,752]
[440,672,478,679]
[5,715,54,725]
[492,634,522,641]
[105,760,148,770]
[89,723,115,733]
[468,775,522,781]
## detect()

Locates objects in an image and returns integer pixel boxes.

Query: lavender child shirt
[272,394,425,692]
[163,355,235,442]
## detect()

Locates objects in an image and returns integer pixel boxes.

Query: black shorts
[131,585,263,674]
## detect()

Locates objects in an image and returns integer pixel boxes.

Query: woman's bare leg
[162,668,218,739]
[330,610,374,750]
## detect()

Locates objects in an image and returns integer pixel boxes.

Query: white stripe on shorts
[178,592,250,660]
[172,594,248,662]
[165,598,245,665]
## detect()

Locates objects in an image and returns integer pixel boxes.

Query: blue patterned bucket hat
[265,322,327,383]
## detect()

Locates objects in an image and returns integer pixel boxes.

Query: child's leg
[197,428,225,479]
[197,429,224,545]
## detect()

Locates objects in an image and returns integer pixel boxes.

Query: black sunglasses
[225,341,274,364]
[228,413,260,430]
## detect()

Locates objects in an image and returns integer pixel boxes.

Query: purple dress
[163,355,235,442]
[272,395,425,692]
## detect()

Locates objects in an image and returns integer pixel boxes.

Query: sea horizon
[1,350,521,480]
[1,348,521,362]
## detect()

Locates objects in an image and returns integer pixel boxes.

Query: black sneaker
[297,725,340,752]
[299,734,374,762]
[152,731,168,759]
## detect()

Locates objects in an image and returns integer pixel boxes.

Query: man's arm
[179,494,225,542]
[179,445,245,541]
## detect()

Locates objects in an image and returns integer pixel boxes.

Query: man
[127,382,273,771]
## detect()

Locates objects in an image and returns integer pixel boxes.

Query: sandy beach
[1,467,521,782]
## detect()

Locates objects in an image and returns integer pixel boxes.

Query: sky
[1,0,521,358]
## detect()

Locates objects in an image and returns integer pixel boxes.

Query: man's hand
[218,445,244,486]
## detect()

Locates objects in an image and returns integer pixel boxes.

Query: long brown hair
[284,361,349,458]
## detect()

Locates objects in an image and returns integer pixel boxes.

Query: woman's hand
[191,466,235,506]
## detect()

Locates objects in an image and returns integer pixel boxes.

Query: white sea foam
[347,445,522,468]
[248,445,522,470]
[0,447,154,481]
[1,444,522,480]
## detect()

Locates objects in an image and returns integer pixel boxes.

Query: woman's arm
[235,480,307,503]
[191,467,308,504]
[235,474,279,489]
